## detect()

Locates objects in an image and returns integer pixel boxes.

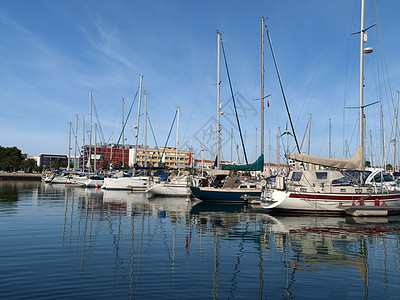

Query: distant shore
[0,172,42,181]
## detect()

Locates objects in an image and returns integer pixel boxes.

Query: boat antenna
[265,23,301,153]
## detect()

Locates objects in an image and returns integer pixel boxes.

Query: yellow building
[129,146,193,171]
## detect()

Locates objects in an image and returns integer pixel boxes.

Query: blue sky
[1,0,400,165]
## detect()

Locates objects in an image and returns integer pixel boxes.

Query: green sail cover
[222,154,264,171]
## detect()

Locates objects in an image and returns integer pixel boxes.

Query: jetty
[0,172,42,181]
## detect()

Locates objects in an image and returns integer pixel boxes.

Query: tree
[21,159,37,173]
[51,158,66,170]
[0,146,24,172]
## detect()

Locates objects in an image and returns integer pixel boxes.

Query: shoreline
[0,173,42,181]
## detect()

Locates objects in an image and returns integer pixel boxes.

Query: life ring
[260,180,267,187]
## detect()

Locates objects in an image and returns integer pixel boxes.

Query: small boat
[85,174,105,188]
[102,173,150,191]
[147,173,190,197]
[189,170,262,203]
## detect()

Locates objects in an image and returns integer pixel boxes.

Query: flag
[267,101,270,108]
[188,152,192,166]
[214,155,218,167]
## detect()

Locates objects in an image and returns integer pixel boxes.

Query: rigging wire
[107,86,140,166]
[264,23,301,153]
[220,39,249,164]
[159,108,178,166]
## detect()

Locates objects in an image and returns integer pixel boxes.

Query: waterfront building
[38,154,68,169]
[81,144,194,171]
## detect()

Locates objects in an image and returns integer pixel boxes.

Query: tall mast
[82,115,85,172]
[261,17,265,158]
[216,31,221,169]
[89,90,92,173]
[68,121,71,171]
[255,127,258,161]
[144,92,148,170]
[134,75,143,173]
[277,127,280,173]
[94,124,97,172]
[329,118,332,158]
[176,106,180,169]
[122,97,125,169]
[359,0,366,170]
[395,91,399,171]
[74,114,78,172]
[307,113,311,155]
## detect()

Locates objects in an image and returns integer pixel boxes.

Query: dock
[346,206,400,217]
[0,172,42,181]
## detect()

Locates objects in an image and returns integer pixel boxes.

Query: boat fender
[375,199,380,206]
[381,201,388,207]
[360,199,365,206]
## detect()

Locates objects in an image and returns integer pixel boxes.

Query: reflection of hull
[66,176,87,187]
[148,182,189,197]
[102,176,149,191]
[85,178,104,188]
[50,176,69,184]
[262,189,400,215]
[190,186,261,203]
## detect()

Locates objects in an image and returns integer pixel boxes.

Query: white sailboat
[101,75,150,191]
[261,0,400,214]
[147,172,190,197]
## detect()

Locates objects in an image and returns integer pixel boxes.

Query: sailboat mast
[216,31,221,169]
[89,90,92,173]
[134,75,143,173]
[122,97,125,169]
[395,91,399,171]
[329,118,332,158]
[359,0,366,170]
[261,17,265,157]
[308,113,311,155]
[74,114,78,171]
[68,121,71,171]
[176,106,180,169]
[94,124,97,172]
[82,115,85,172]
[144,92,148,169]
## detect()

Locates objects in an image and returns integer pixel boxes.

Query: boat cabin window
[372,174,394,183]
[332,177,351,185]
[291,172,302,181]
[315,172,327,180]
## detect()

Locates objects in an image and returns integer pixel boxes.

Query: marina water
[1,181,400,299]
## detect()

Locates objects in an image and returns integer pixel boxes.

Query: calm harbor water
[1,181,400,299]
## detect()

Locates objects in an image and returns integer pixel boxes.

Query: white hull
[85,179,104,188]
[101,176,150,191]
[147,182,190,197]
[262,189,400,214]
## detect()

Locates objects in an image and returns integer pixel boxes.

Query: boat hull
[148,183,190,197]
[190,186,262,203]
[102,177,150,191]
[263,189,400,215]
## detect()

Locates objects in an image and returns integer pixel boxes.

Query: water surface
[1,181,399,299]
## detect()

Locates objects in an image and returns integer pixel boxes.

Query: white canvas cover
[289,147,363,171]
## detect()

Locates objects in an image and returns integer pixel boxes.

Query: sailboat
[101,75,150,191]
[189,31,264,203]
[261,0,400,214]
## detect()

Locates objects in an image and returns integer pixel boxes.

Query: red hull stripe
[289,192,400,201]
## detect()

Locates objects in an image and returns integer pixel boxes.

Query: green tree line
[0,146,41,173]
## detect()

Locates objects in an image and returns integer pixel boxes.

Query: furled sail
[289,147,363,171]
[222,154,264,171]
